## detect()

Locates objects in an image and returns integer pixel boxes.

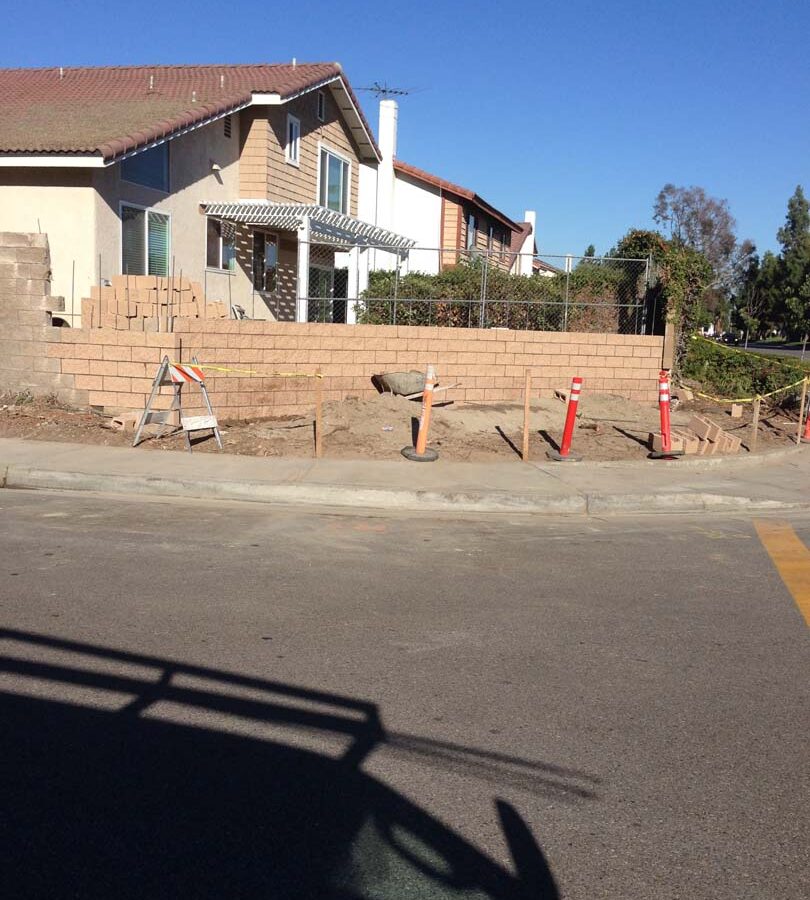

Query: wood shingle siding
[238,91,360,217]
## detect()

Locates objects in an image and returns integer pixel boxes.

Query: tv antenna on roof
[357,81,414,99]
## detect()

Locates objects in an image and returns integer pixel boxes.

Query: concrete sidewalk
[0,437,806,515]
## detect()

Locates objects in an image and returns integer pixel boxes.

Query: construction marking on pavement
[753,519,810,627]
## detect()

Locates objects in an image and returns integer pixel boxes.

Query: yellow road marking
[753,520,810,627]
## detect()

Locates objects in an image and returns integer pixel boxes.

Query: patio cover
[200,201,415,251]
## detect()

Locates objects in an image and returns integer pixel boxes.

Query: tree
[653,184,737,278]
[584,244,596,258]
[776,185,810,341]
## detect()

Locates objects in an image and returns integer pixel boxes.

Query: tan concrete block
[61,358,90,375]
[74,374,104,390]
[102,376,131,392]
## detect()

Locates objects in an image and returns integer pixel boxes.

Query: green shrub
[682,336,809,401]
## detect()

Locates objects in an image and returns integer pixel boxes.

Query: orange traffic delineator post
[402,364,439,462]
[547,376,583,462]
[650,369,684,459]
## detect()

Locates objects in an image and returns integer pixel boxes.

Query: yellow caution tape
[171,362,323,379]
[684,375,808,405]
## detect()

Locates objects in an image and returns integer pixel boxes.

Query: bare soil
[0,389,801,462]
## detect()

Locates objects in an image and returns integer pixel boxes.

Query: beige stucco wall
[0,169,97,323]
[93,114,246,318]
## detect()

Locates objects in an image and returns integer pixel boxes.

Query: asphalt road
[741,341,808,360]
[1,491,808,899]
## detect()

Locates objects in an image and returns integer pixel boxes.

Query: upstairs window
[466,212,477,250]
[487,225,494,251]
[286,115,300,166]
[317,91,326,121]
[121,143,169,192]
[206,218,235,271]
[319,148,349,214]
[121,204,170,276]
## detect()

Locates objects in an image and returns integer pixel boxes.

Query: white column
[518,210,536,277]
[296,217,310,322]
[346,246,360,324]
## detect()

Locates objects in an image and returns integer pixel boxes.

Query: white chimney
[519,209,536,276]
[376,99,398,232]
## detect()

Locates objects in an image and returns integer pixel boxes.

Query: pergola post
[346,246,360,324]
[296,216,311,323]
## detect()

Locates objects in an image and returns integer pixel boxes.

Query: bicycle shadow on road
[1,629,597,899]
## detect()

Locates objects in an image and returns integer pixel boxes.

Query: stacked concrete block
[81,276,228,331]
[688,414,742,456]
[0,232,87,405]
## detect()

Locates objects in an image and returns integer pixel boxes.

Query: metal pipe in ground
[402,364,439,462]
[547,376,583,462]
[650,369,684,460]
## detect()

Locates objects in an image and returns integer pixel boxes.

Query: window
[224,115,232,139]
[206,217,235,271]
[121,143,169,192]
[252,232,278,292]
[121,204,170,276]
[487,225,494,252]
[318,147,349,214]
[317,91,326,121]
[286,115,300,165]
[466,212,477,250]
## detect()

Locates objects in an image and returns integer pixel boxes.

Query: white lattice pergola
[200,200,415,250]
[200,200,413,322]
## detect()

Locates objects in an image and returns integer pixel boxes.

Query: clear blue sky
[3,0,808,256]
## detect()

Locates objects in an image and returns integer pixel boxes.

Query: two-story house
[366,98,536,278]
[0,63,413,325]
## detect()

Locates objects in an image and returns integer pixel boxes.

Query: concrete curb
[3,464,807,518]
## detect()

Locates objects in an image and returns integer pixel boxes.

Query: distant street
[1,491,808,899]
[743,340,808,360]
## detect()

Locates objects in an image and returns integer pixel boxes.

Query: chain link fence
[300,245,654,335]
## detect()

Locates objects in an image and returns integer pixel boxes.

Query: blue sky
[3,0,808,256]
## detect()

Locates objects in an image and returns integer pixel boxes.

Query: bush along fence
[349,253,652,335]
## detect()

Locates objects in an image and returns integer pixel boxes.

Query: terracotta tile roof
[0,63,378,161]
[393,159,521,232]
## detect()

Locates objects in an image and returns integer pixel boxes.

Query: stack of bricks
[687,414,743,455]
[81,276,228,331]
[0,231,86,405]
[650,414,743,455]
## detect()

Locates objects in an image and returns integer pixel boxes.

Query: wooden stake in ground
[522,368,532,462]
[314,370,324,458]
[750,396,761,451]
[797,377,809,445]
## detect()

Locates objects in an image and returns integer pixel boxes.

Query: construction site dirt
[0,391,801,462]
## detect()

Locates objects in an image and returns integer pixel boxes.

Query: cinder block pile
[649,414,742,455]
[81,275,228,330]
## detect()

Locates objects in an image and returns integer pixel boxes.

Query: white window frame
[286,114,301,166]
[317,90,326,121]
[205,216,236,273]
[316,142,352,215]
[119,201,172,276]
[466,212,477,251]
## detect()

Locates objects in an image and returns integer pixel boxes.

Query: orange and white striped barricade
[133,356,222,452]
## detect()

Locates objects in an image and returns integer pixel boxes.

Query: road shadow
[1,629,593,899]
